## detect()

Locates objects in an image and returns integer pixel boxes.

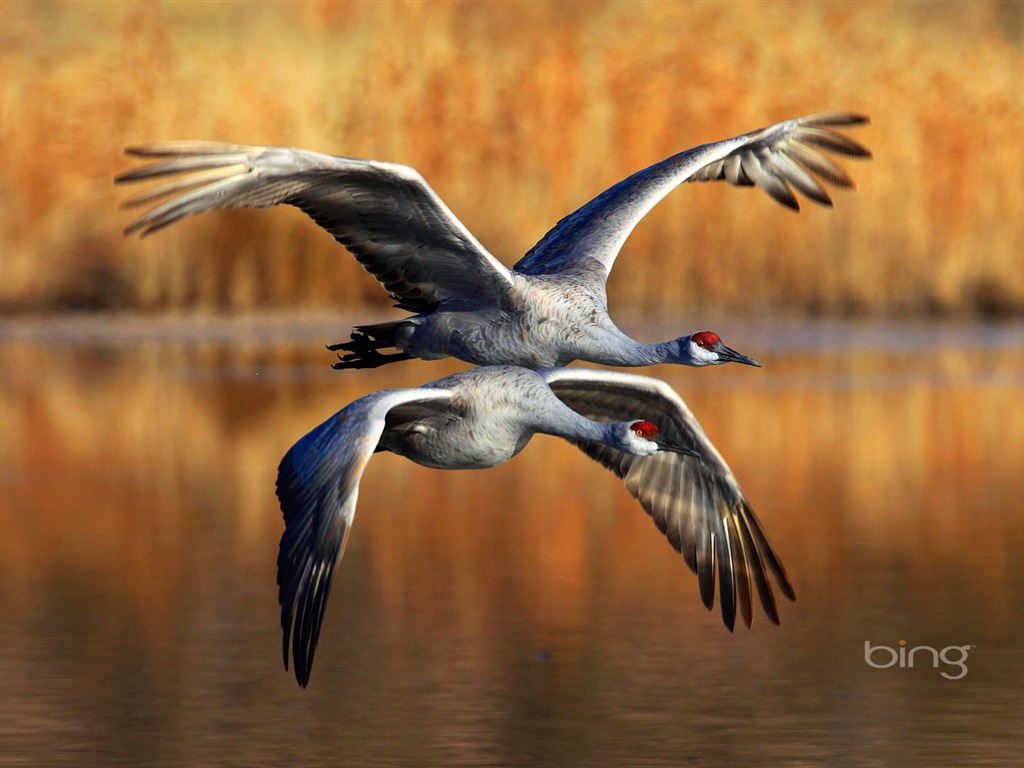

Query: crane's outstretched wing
[540,367,795,631]
[276,387,452,687]
[117,143,514,313]
[514,113,870,286]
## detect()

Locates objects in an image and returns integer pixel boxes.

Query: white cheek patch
[690,342,718,365]
[627,434,660,455]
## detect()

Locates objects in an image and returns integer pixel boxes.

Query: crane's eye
[632,421,658,439]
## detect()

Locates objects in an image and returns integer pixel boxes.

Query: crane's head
[615,420,699,457]
[674,331,761,368]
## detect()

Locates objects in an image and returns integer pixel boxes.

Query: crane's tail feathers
[328,321,414,370]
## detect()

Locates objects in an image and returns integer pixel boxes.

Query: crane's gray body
[377,366,596,466]
[398,274,661,368]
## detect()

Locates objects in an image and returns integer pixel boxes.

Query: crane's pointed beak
[654,435,701,458]
[717,343,762,368]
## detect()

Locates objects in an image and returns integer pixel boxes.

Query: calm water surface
[1,316,1023,767]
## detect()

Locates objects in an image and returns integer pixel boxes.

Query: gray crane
[276,365,794,686]
[117,113,869,370]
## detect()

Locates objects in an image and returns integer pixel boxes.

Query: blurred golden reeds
[1,1,1023,316]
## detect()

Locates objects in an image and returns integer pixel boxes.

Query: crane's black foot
[328,333,413,370]
[328,321,413,369]
[331,348,412,370]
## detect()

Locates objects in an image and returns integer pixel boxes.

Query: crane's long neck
[589,335,684,367]
[534,401,625,446]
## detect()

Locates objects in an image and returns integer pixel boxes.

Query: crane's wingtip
[777,195,801,213]
[802,112,871,127]
[779,579,797,604]
[121,222,155,238]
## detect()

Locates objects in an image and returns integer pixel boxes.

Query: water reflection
[1,318,1022,766]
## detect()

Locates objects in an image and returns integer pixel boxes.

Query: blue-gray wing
[117,143,514,312]
[540,367,794,631]
[514,113,870,286]
[275,387,452,687]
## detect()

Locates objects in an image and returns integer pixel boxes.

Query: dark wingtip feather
[716,528,738,631]
[728,516,754,629]
[275,447,299,674]
[798,128,873,159]
[800,112,871,128]
[275,445,326,688]
[772,191,801,213]
[122,219,163,239]
[753,526,796,604]
[696,547,715,611]
[113,168,140,184]
[721,604,737,632]
[776,567,797,603]
[123,142,249,158]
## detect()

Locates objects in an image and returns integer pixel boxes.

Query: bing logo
[864,640,972,680]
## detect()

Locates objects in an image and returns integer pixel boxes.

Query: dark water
[2,316,1023,767]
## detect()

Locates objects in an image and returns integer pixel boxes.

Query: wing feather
[275,387,451,686]
[716,509,737,631]
[513,112,870,284]
[540,367,794,629]
[118,142,513,313]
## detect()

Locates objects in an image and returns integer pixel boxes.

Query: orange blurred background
[2,0,1022,317]
[4,6,1024,757]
